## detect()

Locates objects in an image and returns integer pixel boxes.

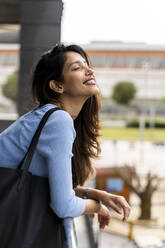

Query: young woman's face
[61,51,99,99]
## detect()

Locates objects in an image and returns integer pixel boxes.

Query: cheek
[66,74,83,86]
[63,78,78,92]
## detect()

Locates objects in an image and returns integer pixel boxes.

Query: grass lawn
[100,127,165,141]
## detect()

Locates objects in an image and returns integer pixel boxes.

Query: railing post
[84,215,98,248]
[128,220,134,241]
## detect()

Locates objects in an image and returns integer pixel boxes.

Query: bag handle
[18,107,62,171]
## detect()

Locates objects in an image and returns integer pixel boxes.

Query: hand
[97,204,111,229]
[100,191,131,222]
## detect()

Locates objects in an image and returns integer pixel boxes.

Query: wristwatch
[83,188,89,199]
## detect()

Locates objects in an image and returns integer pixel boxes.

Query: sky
[61,0,165,45]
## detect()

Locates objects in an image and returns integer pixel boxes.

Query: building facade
[83,41,165,100]
[1,41,165,110]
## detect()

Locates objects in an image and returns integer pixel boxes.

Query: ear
[49,80,64,94]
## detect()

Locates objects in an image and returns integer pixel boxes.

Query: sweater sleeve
[37,110,85,218]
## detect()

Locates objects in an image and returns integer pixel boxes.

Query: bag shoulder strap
[18,107,61,171]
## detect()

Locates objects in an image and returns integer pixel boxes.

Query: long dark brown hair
[31,44,101,187]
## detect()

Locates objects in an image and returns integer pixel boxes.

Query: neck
[55,96,88,120]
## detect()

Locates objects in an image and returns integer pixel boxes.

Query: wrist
[83,189,101,213]
[83,188,89,199]
[95,189,107,202]
[83,187,102,201]
[95,200,101,213]
[83,199,101,215]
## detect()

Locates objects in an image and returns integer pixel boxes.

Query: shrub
[127,119,165,128]
[112,81,137,105]
[2,71,18,103]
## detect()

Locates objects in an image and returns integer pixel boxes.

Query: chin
[91,86,100,95]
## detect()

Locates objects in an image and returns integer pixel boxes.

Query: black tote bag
[0,107,68,248]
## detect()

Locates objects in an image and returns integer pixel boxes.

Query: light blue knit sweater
[0,103,85,247]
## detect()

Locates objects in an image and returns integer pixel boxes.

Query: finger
[98,215,110,228]
[103,213,111,225]
[106,216,110,225]
[107,200,123,215]
[98,215,105,228]
[103,218,110,226]
[98,215,103,228]
[99,219,106,229]
[100,218,108,229]
[100,224,106,229]
[116,197,131,221]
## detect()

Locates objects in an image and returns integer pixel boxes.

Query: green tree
[2,71,18,103]
[112,81,137,105]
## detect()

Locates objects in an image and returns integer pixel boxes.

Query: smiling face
[60,51,99,100]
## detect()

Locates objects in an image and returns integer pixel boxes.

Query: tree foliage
[112,81,137,105]
[2,71,18,103]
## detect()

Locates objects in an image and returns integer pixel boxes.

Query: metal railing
[84,215,99,248]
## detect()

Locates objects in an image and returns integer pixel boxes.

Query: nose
[86,66,94,75]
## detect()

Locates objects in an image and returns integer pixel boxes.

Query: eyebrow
[67,60,87,68]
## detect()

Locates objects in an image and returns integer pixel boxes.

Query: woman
[0,44,130,247]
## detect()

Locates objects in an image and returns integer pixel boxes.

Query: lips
[83,78,96,85]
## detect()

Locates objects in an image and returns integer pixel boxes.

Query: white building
[1,40,165,102]
[83,41,165,99]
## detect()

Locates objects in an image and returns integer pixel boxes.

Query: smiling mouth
[83,79,96,85]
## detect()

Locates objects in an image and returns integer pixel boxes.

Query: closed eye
[73,67,80,70]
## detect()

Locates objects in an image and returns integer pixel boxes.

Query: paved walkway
[75,216,136,248]
[98,232,136,248]
[75,214,165,247]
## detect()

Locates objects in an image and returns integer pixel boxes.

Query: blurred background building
[84,41,165,100]
[1,33,165,112]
